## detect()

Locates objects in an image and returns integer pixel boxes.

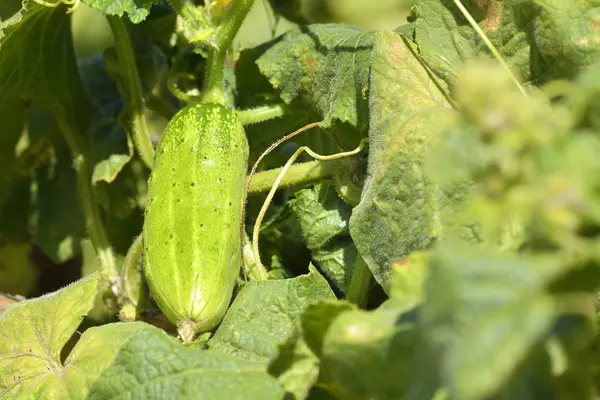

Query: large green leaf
[349,30,466,291]
[88,324,285,400]
[0,274,142,398]
[255,24,376,131]
[401,0,600,85]
[528,0,600,80]
[0,0,91,132]
[1,0,89,222]
[208,266,336,362]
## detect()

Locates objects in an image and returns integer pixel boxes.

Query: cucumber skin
[143,103,249,334]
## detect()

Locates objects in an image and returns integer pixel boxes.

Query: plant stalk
[452,0,526,96]
[237,104,286,125]
[107,16,155,169]
[248,160,336,195]
[346,255,373,308]
[56,119,120,301]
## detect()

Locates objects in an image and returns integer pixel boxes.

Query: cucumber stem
[202,0,255,105]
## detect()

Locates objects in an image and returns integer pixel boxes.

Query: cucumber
[143,103,249,342]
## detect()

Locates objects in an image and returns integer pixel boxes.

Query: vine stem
[240,122,321,276]
[452,0,527,96]
[107,16,155,169]
[251,139,368,272]
[56,119,120,299]
[248,160,336,195]
[202,0,255,104]
[237,104,286,125]
[345,255,372,308]
[242,233,269,281]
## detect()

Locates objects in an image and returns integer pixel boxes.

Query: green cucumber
[143,103,249,342]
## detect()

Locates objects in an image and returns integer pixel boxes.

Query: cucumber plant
[2,0,600,398]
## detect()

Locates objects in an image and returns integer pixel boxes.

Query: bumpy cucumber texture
[143,103,249,341]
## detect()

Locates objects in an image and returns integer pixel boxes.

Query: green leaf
[290,182,351,249]
[59,322,152,395]
[400,0,479,82]
[290,182,359,293]
[268,300,355,400]
[88,324,285,400]
[388,250,430,310]
[528,0,600,80]
[402,0,600,85]
[255,24,376,130]
[79,52,133,185]
[0,273,109,398]
[402,0,539,84]
[208,265,336,362]
[35,149,86,264]
[312,237,358,295]
[0,0,92,133]
[322,304,419,400]
[82,0,160,24]
[349,30,465,291]
[419,242,569,400]
[2,318,159,399]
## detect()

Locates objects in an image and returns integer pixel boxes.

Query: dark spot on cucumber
[172,183,176,188]
[200,224,204,228]
[170,234,174,239]
[218,178,222,183]
[191,183,196,187]
[176,199,181,203]
[229,202,232,207]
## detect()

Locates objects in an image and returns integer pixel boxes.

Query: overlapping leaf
[0,274,147,398]
[208,266,335,362]
[0,0,92,132]
[349,30,467,291]
[401,0,600,85]
[88,324,285,400]
[268,300,354,400]
[290,182,358,293]
[255,24,375,131]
